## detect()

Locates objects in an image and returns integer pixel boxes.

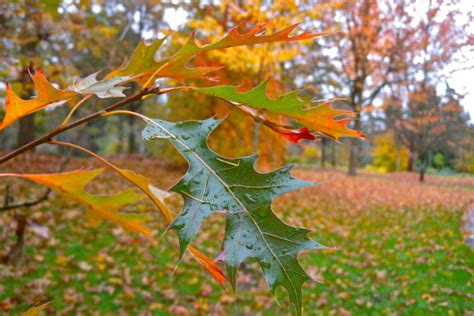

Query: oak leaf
[156,22,327,83]
[196,81,367,140]
[22,301,51,316]
[142,117,324,315]
[106,38,167,86]
[68,71,131,98]
[0,71,75,130]
[0,169,151,237]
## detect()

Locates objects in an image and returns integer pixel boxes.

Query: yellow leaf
[22,301,51,316]
[0,169,151,237]
[40,141,228,285]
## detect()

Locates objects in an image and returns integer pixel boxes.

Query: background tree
[1,0,472,173]
[296,0,411,175]
[399,86,445,182]
[387,0,471,175]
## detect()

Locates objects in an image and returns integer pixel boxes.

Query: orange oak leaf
[0,71,76,130]
[156,22,328,83]
[0,169,152,237]
[108,22,328,86]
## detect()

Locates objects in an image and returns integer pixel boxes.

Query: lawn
[0,155,473,315]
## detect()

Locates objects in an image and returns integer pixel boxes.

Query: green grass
[1,165,473,315]
[1,203,472,315]
[305,207,473,315]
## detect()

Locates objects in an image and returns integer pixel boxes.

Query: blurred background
[0,0,473,315]
[1,0,473,177]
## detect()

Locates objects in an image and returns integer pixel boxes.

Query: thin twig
[0,189,50,212]
[101,109,151,121]
[61,95,93,126]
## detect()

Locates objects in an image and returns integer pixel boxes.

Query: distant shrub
[369,132,408,172]
[302,145,320,163]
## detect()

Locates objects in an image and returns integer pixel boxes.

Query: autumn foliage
[0,22,365,315]
[1,1,473,314]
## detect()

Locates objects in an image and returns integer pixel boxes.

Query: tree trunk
[331,141,336,167]
[4,213,27,266]
[348,140,357,175]
[419,165,426,182]
[395,139,400,172]
[17,114,36,148]
[427,150,432,169]
[321,138,327,168]
[348,118,361,176]
[127,102,141,153]
[419,157,426,182]
[117,118,124,154]
[408,150,416,172]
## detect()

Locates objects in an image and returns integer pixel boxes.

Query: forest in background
[1,0,472,180]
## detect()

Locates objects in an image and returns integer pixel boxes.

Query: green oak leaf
[195,81,367,141]
[142,117,324,315]
[105,38,168,86]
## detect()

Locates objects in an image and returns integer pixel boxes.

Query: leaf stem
[157,86,194,94]
[141,63,169,91]
[101,109,151,121]
[61,94,93,126]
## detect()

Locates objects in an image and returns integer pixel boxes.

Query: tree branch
[0,188,51,212]
[0,87,158,165]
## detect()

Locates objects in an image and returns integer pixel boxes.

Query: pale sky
[438,0,474,118]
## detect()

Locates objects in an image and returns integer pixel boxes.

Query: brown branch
[0,87,158,165]
[0,189,51,212]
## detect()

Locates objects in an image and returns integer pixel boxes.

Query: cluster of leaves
[0,22,365,314]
